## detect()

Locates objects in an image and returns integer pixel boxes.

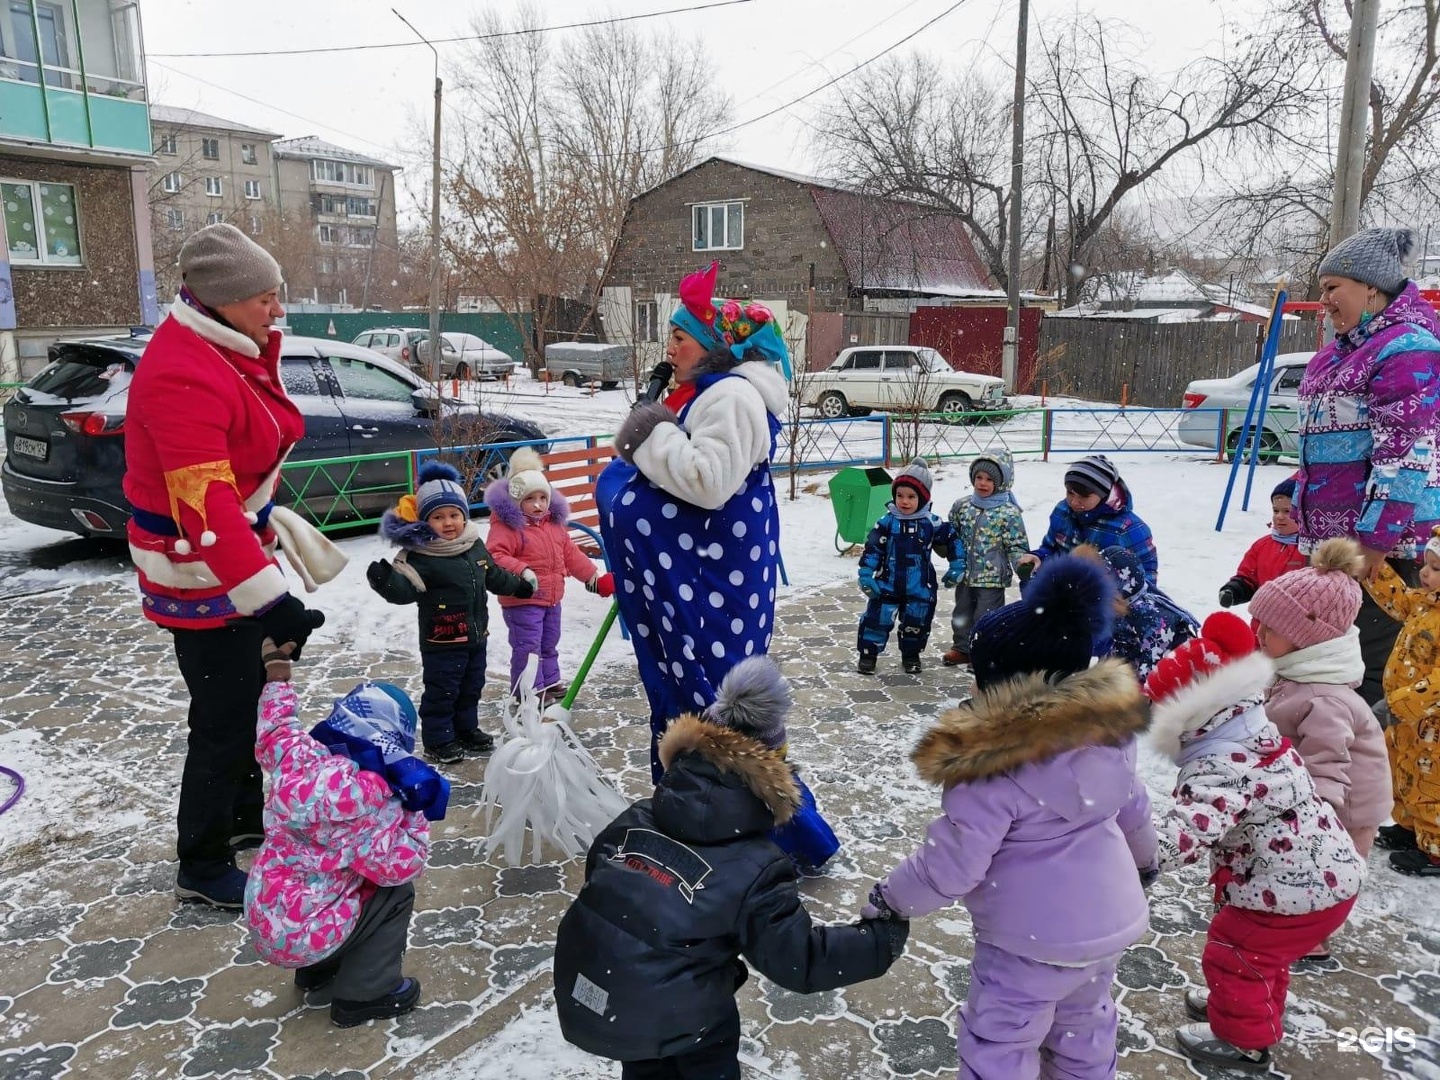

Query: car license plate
[12,435,47,460]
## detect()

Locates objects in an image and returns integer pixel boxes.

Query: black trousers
[1355,557,1421,706]
[621,1021,742,1080]
[171,621,267,878]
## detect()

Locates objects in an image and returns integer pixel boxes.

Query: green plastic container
[828,466,893,546]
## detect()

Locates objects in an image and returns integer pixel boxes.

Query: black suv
[2,334,546,537]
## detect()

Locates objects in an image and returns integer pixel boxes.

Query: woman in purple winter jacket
[1297,227,1440,702]
[864,556,1158,1080]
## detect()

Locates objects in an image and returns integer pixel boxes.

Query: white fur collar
[732,361,790,418]
[1147,651,1275,762]
[167,293,261,358]
[1270,626,1365,687]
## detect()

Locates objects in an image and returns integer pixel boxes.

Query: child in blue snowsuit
[1096,545,1199,682]
[857,459,963,676]
[1019,454,1159,587]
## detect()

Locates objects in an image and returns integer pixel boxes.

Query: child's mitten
[587,573,615,598]
[261,638,295,683]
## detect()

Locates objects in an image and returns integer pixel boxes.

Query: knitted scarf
[1271,529,1299,545]
[392,521,481,592]
[970,490,1020,510]
[1271,626,1365,687]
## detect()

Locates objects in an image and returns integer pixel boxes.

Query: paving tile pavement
[1,578,1437,1078]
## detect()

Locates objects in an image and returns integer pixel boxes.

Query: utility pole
[395,9,443,382]
[1328,0,1379,248]
[1002,0,1029,393]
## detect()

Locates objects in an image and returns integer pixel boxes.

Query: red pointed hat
[670,261,725,348]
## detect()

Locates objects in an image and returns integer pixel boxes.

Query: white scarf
[268,504,349,593]
[1270,626,1365,687]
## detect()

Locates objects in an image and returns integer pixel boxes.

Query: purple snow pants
[958,940,1121,1080]
[503,603,563,693]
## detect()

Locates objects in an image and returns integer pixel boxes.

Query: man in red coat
[125,223,324,909]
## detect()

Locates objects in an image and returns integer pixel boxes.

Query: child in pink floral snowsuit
[244,646,448,1028]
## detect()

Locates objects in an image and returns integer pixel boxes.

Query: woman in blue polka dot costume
[600,261,790,784]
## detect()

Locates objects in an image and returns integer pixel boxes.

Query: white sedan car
[419,332,517,380]
[804,345,1008,419]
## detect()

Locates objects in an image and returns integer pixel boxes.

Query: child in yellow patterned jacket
[1362,525,1440,877]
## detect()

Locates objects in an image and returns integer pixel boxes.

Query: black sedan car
[2,333,547,537]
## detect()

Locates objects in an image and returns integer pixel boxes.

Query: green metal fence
[278,450,417,533]
[284,312,534,363]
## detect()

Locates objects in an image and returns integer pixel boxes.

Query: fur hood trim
[380,509,439,549]
[658,714,802,825]
[692,347,789,418]
[1147,651,1275,761]
[912,658,1148,785]
[482,478,571,531]
[167,292,262,358]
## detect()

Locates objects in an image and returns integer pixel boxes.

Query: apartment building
[273,136,399,308]
[0,0,153,377]
[147,104,279,298]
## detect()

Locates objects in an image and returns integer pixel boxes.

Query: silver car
[417,332,517,380]
[351,327,429,367]
[1177,351,1313,459]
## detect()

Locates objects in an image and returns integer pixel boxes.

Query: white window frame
[157,133,177,155]
[244,179,261,200]
[0,177,82,266]
[635,300,658,343]
[166,207,184,231]
[240,143,256,165]
[204,176,223,197]
[206,211,223,225]
[692,200,744,251]
[201,137,220,160]
[161,170,181,194]
[249,214,262,235]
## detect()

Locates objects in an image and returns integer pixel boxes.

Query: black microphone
[642,361,674,404]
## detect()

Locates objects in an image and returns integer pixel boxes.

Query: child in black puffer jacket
[366,462,535,765]
[553,657,907,1080]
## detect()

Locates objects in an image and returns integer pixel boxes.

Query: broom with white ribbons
[480,653,628,865]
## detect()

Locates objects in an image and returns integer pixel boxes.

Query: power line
[733,0,933,110]
[446,0,971,164]
[149,59,400,158]
[149,0,755,59]
[701,0,972,145]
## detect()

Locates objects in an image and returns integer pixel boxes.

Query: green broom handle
[559,601,620,712]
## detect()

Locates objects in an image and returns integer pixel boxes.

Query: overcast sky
[143,0,1249,222]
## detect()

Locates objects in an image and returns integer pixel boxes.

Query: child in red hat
[1145,611,1365,1073]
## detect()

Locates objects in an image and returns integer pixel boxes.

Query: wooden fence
[1035,318,1319,406]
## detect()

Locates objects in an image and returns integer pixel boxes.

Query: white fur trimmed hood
[1147,651,1275,762]
[167,292,264,358]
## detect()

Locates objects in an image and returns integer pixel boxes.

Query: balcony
[0,1,150,157]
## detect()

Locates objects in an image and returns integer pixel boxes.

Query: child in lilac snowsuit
[864,555,1158,1080]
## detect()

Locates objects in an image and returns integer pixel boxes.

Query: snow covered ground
[3,374,1433,1078]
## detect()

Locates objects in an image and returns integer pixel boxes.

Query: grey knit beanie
[178,223,283,308]
[892,458,934,505]
[1317,227,1415,296]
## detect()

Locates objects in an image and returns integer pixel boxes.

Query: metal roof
[149,104,280,140]
[273,136,394,170]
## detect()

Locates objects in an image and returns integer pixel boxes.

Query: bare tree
[441,6,729,369]
[1199,0,1440,294]
[812,14,1316,305]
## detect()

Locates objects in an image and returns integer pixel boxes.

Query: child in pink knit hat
[1249,538,1390,966]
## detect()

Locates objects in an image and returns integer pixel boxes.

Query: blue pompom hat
[969,555,1117,690]
[414,461,469,521]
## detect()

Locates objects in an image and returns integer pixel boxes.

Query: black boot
[903,654,922,674]
[1376,823,1418,851]
[857,652,877,675]
[331,977,421,1028]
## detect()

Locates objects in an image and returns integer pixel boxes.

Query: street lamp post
[394,9,443,383]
